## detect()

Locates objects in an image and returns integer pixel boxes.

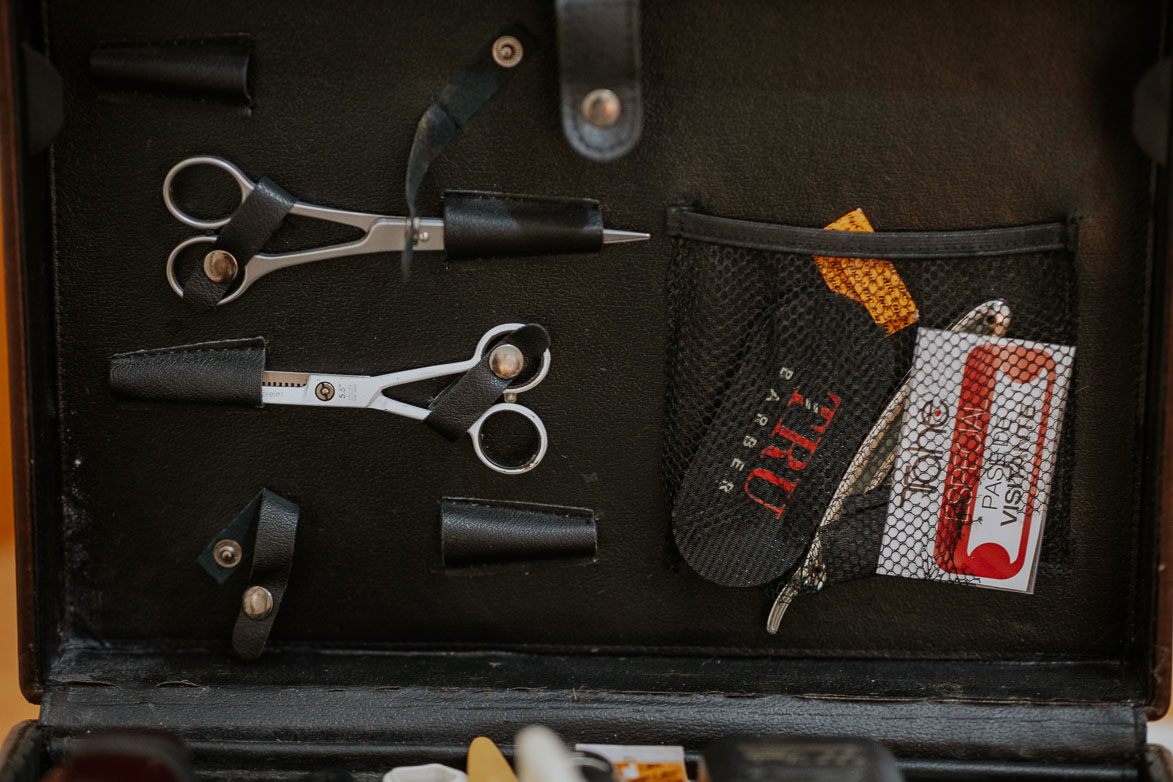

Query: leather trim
[20,46,61,154]
[0,721,41,780]
[41,646,1148,704]
[39,681,1145,766]
[424,324,549,441]
[905,758,1149,781]
[666,208,1078,258]
[441,498,597,567]
[89,36,253,106]
[181,176,293,311]
[1148,747,1173,782]
[109,337,266,406]
[230,490,300,661]
[1150,180,1173,718]
[557,0,642,161]
[198,492,265,585]
[1145,6,1173,721]
[442,191,604,260]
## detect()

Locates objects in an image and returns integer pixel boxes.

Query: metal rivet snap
[489,344,525,380]
[213,539,242,568]
[492,35,523,68]
[315,382,335,401]
[242,586,273,621]
[582,89,621,127]
[203,249,238,283]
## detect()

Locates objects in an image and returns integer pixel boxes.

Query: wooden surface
[0,186,38,725]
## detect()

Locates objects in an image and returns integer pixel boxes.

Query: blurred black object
[49,732,194,782]
[571,751,616,782]
[700,736,904,782]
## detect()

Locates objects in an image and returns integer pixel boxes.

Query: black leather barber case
[4,0,1173,780]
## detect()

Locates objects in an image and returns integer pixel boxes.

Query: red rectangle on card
[933,345,1059,579]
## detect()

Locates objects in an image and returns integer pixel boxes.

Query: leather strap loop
[182,176,294,311]
[424,324,549,441]
[402,24,536,277]
[442,498,597,567]
[197,490,265,584]
[230,489,300,661]
[109,336,267,406]
[89,37,254,106]
[556,0,643,162]
[442,190,604,260]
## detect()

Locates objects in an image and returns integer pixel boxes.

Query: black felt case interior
[7,0,1173,779]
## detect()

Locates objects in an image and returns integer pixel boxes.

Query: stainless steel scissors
[164,156,447,306]
[163,156,648,306]
[259,323,551,475]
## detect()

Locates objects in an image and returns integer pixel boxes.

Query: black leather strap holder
[109,337,266,405]
[230,489,300,661]
[556,0,642,162]
[441,498,597,567]
[424,324,550,441]
[198,491,266,585]
[22,46,64,154]
[402,24,536,276]
[442,191,604,260]
[181,176,294,311]
[89,36,253,106]
[1134,56,1172,164]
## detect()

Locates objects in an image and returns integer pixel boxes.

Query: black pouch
[664,208,1079,587]
[672,288,896,587]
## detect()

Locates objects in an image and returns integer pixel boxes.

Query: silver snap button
[203,249,238,283]
[582,89,621,127]
[492,35,524,68]
[489,344,525,380]
[242,586,273,621]
[213,539,242,568]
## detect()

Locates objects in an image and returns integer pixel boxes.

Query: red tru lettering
[743,389,841,519]
[743,470,797,519]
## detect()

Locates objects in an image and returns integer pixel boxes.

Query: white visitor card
[876,328,1074,592]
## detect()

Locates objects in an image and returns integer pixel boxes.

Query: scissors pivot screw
[315,382,335,401]
[213,539,242,568]
[242,586,273,620]
[492,35,524,68]
[489,344,525,380]
[582,88,622,127]
[203,249,239,283]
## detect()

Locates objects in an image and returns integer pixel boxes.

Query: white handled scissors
[260,323,551,475]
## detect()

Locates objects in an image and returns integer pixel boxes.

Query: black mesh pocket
[664,208,1078,590]
[671,288,896,587]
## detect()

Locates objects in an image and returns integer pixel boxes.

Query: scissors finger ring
[469,403,549,475]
